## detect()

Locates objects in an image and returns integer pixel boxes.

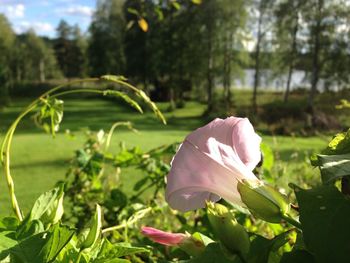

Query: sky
[0,0,96,38]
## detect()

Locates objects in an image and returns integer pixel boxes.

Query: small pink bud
[141,226,187,246]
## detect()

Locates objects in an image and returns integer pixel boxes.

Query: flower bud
[141,226,206,257]
[237,180,290,223]
[80,204,102,250]
[207,202,250,255]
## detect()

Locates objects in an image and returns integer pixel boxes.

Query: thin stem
[1,76,162,221]
[282,214,302,229]
[76,250,83,263]
[50,88,106,98]
[102,207,151,234]
[0,78,99,221]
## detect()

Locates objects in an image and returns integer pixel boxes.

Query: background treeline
[1,0,350,115]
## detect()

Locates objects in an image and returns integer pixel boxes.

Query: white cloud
[59,5,94,17]
[14,21,55,35]
[0,3,25,18]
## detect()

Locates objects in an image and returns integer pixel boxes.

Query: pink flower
[165,117,262,212]
[141,226,187,246]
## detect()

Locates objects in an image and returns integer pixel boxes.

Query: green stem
[0,76,161,221]
[0,78,99,221]
[282,214,302,229]
[50,88,106,98]
[76,250,83,263]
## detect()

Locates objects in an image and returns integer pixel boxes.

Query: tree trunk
[223,29,234,110]
[308,0,323,113]
[207,54,214,112]
[252,2,264,114]
[284,13,299,103]
[206,19,214,112]
[39,59,45,82]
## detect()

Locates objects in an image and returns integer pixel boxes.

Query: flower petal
[166,141,255,212]
[232,118,262,171]
[141,226,186,246]
[186,117,261,172]
[165,117,261,212]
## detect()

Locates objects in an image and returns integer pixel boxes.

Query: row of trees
[1,0,350,112]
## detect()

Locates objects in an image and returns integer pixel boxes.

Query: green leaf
[103,90,143,113]
[172,1,181,10]
[16,219,45,240]
[107,189,128,208]
[295,185,350,263]
[0,231,17,260]
[280,250,315,263]
[191,0,202,4]
[101,75,166,124]
[12,224,74,262]
[40,224,75,262]
[316,153,350,183]
[94,239,148,261]
[324,129,350,154]
[181,243,236,263]
[0,217,19,231]
[10,232,47,263]
[100,75,127,82]
[29,184,65,225]
[260,143,274,171]
[127,8,139,16]
[247,232,290,263]
[137,90,166,124]
[133,177,149,191]
[33,98,64,137]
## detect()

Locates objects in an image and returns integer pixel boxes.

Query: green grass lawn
[0,97,330,217]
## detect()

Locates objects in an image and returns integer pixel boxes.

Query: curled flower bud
[141,226,206,256]
[237,180,290,223]
[141,226,187,246]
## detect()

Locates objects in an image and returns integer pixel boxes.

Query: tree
[217,0,248,109]
[88,0,126,76]
[274,0,305,102]
[14,30,61,82]
[250,0,275,113]
[302,0,341,112]
[55,20,87,78]
[198,0,221,111]
[0,14,15,105]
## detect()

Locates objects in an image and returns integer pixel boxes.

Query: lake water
[230,69,338,92]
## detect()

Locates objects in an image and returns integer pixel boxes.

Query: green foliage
[79,204,102,250]
[62,127,177,232]
[103,90,143,114]
[182,243,237,263]
[0,186,149,263]
[311,128,350,184]
[295,185,350,263]
[55,20,88,78]
[246,232,290,263]
[33,98,64,137]
[207,203,250,255]
[29,183,64,225]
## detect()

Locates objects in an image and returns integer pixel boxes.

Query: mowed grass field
[0,96,330,217]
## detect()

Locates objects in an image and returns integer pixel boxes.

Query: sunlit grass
[0,97,330,216]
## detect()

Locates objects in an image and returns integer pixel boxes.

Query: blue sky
[0,0,96,38]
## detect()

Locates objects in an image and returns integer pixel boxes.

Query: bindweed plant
[0,76,166,262]
[60,126,178,232]
[140,117,350,263]
[2,76,350,262]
